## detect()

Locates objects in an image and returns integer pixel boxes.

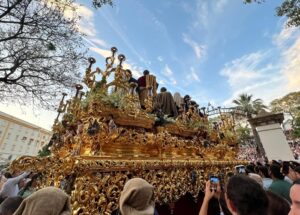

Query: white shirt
[262,178,273,190]
[0,172,30,198]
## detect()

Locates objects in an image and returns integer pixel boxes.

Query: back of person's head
[282,161,290,175]
[143,70,149,75]
[160,87,167,92]
[0,196,23,215]
[119,178,154,215]
[126,69,132,75]
[3,172,12,179]
[294,166,300,179]
[246,164,255,174]
[183,95,191,101]
[289,180,300,215]
[248,173,263,187]
[226,175,268,215]
[269,164,284,180]
[258,166,271,178]
[13,187,71,215]
[266,191,290,215]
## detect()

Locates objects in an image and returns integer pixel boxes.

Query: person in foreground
[225,175,268,215]
[289,179,300,215]
[118,178,158,215]
[13,187,71,215]
[0,196,23,215]
[199,180,222,215]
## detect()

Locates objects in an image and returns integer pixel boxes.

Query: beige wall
[257,123,294,161]
[0,111,52,161]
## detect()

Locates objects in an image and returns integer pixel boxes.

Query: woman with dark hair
[268,164,291,203]
[266,191,290,215]
[225,175,268,215]
[282,161,298,184]
[258,166,273,190]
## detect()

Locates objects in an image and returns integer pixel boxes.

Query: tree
[0,0,86,109]
[292,115,300,138]
[236,124,252,144]
[232,93,267,157]
[92,0,113,8]
[244,0,300,27]
[233,93,267,118]
[270,91,300,125]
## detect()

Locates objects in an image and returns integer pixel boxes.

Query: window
[15,135,19,141]
[21,136,27,141]
[28,138,34,146]
[6,133,11,139]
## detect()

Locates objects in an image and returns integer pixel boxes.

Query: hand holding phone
[209,176,219,191]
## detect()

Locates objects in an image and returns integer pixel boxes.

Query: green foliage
[38,145,51,157]
[100,92,126,108]
[277,0,300,27]
[292,116,300,138]
[270,91,300,124]
[244,0,300,27]
[236,125,252,144]
[233,93,267,118]
[92,0,113,8]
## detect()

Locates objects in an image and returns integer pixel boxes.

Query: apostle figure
[173,92,183,111]
[137,70,149,109]
[137,70,158,110]
[126,69,138,95]
[183,95,191,113]
[155,87,178,117]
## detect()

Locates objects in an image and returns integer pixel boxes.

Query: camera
[235,165,246,174]
[209,176,219,191]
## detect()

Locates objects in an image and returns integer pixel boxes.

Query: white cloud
[90,47,111,58]
[157,56,163,62]
[221,24,300,106]
[162,65,177,85]
[90,47,142,78]
[282,37,300,91]
[164,65,173,76]
[63,3,96,37]
[187,67,200,82]
[90,38,108,47]
[215,0,228,13]
[220,51,269,88]
[183,33,205,59]
[194,1,209,28]
[273,24,297,47]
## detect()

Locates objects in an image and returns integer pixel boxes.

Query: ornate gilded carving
[10,47,246,215]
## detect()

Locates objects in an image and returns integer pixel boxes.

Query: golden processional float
[11,47,247,214]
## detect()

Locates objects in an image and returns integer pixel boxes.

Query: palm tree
[233,93,267,158]
[233,93,267,118]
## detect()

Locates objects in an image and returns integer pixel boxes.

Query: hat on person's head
[119,178,155,215]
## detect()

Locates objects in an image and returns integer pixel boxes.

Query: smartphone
[235,165,246,174]
[209,176,219,191]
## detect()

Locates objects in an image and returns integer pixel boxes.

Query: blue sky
[1,0,299,129]
[79,0,300,107]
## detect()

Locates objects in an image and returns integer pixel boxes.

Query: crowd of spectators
[237,143,261,162]
[0,159,300,215]
[288,140,300,160]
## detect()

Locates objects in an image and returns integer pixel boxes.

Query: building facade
[0,111,52,162]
